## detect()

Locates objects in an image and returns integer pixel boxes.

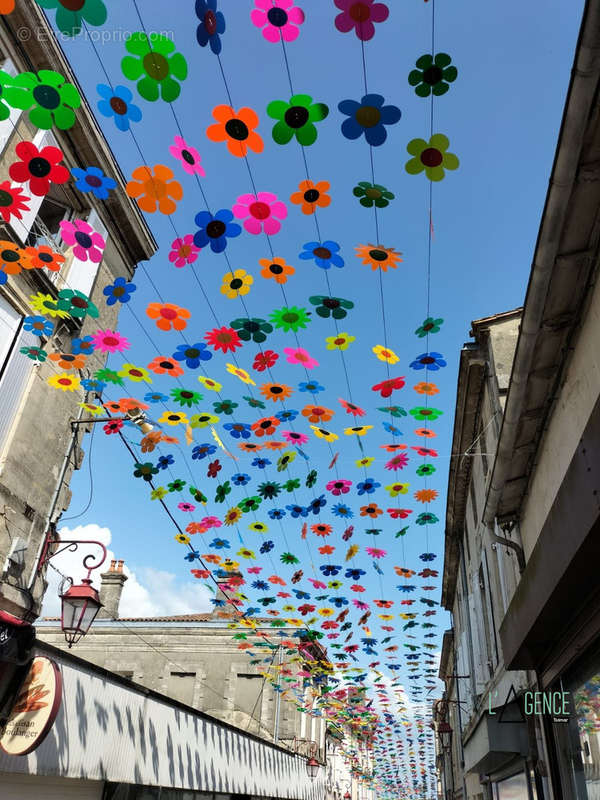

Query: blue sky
[48,0,583,748]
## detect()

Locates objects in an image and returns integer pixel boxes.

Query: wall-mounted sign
[0,656,62,756]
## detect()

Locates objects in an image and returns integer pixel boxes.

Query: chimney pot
[109,559,117,571]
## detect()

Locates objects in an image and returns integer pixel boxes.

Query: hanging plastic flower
[71,166,116,200]
[386,482,409,497]
[133,461,159,481]
[56,289,99,319]
[310,425,338,443]
[284,347,319,369]
[415,512,439,526]
[172,342,213,369]
[344,425,373,438]
[267,94,329,146]
[168,479,186,492]
[417,464,436,477]
[20,345,47,362]
[269,306,311,333]
[339,94,400,146]
[410,352,446,371]
[360,503,382,519]
[197,376,222,392]
[121,32,188,102]
[48,352,86,370]
[103,419,124,436]
[29,292,69,319]
[226,363,255,385]
[158,411,189,427]
[126,164,183,215]
[309,296,354,321]
[385,452,409,471]
[194,209,241,253]
[0,241,32,277]
[0,181,30,224]
[47,373,81,392]
[118,363,152,383]
[192,443,217,459]
[251,416,280,437]
[412,445,438,458]
[205,326,242,354]
[405,134,459,182]
[169,235,200,268]
[103,277,136,306]
[372,376,405,398]
[408,53,458,97]
[0,0,14,13]
[339,399,365,417]
[259,383,293,403]
[372,344,399,364]
[277,451,296,472]
[59,219,105,263]
[382,420,402,436]
[220,269,254,299]
[355,244,402,272]
[169,135,205,177]
[171,388,203,408]
[414,489,438,504]
[299,240,344,270]
[145,302,191,333]
[334,0,389,40]
[409,406,443,422]
[12,70,81,129]
[36,0,107,36]
[301,405,334,425]
[9,140,69,197]
[258,256,295,285]
[250,351,278,374]
[212,399,237,415]
[206,104,263,157]
[251,0,305,42]
[325,332,355,351]
[96,83,142,131]
[290,179,331,215]
[415,317,444,338]
[355,456,374,467]
[352,181,394,208]
[195,0,226,54]
[233,192,287,235]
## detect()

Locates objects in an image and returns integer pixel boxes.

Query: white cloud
[41,523,213,618]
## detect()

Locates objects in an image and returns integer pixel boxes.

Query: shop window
[492,771,529,800]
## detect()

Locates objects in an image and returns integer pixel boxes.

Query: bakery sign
[0,656,62,756]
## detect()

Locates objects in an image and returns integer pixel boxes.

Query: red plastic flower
[311,523,332,537]
[387,508,412,519]
[103,419,123,435]
[371,376,405,398]
[205,326,242,353]
[251,416,280,437]
[207,459,222,478]
[411,446,438,457]
[253,349,279,372]
[338,398,366,417]
[334,0,389,41]
[0,181,30,223]
[9,141,69,197]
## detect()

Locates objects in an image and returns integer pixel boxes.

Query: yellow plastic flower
[355,456,374,468]
[47,373,81,392]
[198,375,222,392]
[30,292,70,319]
[78,402,103,415]
[236,548,255,559]
[222,558,240,572]
[118,363,151,383]
[325,332,356,351]
[344,425,373,437]
[190,412,219,428]
[249,521,268,533]
[224,506,243,526]
[318,607,334,617]
[282,604,295,613]
[220,269,254,299]
[378,614,395,621]
[310,425,339,443]
[175,533,190,545]
[226,363,255,385]
[158,410,189,426]
[373,344,399,364]
[386,482,409,497]
[151,487,168,500]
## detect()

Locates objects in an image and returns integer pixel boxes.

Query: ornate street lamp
[306,757,320,779]
[437,720,453,751]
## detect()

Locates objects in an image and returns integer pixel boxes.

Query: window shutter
[0,294,21,371]
[9,129,57,244]
[65,209,108,297]
[0,327,36,455]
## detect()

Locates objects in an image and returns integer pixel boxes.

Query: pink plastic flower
[91,329,130,353]
[282,430,309,445]
[201,515,222,529]
[385,453,409,470]
[232,192,287,235]
[352,599,369,609]
[169,135,205,177]
[308,578,327,589]
[178,502,196,513]
[60,219,105,263]
[169,235,200,268]
[284,346,319,369]
[334,0,388,40]
[250,0,305,43]
[366,546,386,558]
[247,566,262,574]
[326,479,352,496]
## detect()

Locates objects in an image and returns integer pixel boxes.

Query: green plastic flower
[416,464,436,477]
[121,32,188,103]
[213,399,238,415]
[258,481,281,500]
[267,94,329,146]
[308,295,353,320]
[409,406,443,422]
[170,388,203,408]
[0,71,29,121]
[134,462,159,482]
[415,512,439,526]
[239,496,262,513]
[56,289,99,319]
[243,395,266,410]
[284,478,300,492]
[352,181,394,209]
[378,405,407,418]
[189,486,207,503]
[36,0,108,37]
[168,479,186,492]
[215,482,231,503]
[20,346,47,362]
[277,451,296,472]
[306,469,318,488]
[12,70,81,130]
[280,552,300,565]
[408,53,458,98]
[405,134,459,182]
[230,317,273,344]
[94,369,124,386]
[269,306,311,333]
[415,317,444,337]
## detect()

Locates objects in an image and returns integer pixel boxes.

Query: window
[64,208,108,296]
[0,57,21,156]
[0,296,36,456]
[166,671,196,707]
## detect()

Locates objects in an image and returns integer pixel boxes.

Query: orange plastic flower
[126,164,183,215]
[259,256,295,284]
[360,503,383,519]
[203,553,222,564]
[394,567,415,578]
[415,427,436,438]
[206,105,264,158]
[147,355,185,377]
[290,180,331,215]
[160,434,180,445]
[355,244,403,272]
[141,431,162,453]
[263,440,286,450]
[146,302,190,332]
[48,352,86,370]
[318,545,335,555]
[302,405,334,424]
[117,397,150,411]
[260,382,293,403]
[0,0,14,13]
[238,442,262,452]
[414,489,438,503]
[0,240,30,274]
[24,245,65,272]
[311,523,332,537]
[414,381,439,396]
[251,417,280,437]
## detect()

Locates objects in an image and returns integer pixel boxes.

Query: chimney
[211,572,243,617]
[98,559,128,619]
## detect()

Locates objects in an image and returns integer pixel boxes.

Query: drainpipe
[273,643,283,743]
[483,0,600,530]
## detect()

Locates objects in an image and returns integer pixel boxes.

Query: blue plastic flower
[194,209,241,254]
[332,503,353,518]
[286,504,308,518]
[299,380,325,394]
[81,378,106,392]
[299,240,344,270]
[96,84,142,132]
[293,589,311,600]
[419,552,437,562]
[275,409,298,423]
[172,342,213,369]
[157,454,174,470]
[232,472,250,486]
[144,391,168,404]
[72,335,95,355]
[309,494,327,514]
[71,166,117,200]
[252,457,271,469]
[268,508,286,520]
[184,550,201,562]
[195,0,226,54]
[23,316,54,338]
[397,584,416,593]
[0,270,7,286]
[345,568,365,579]
[260,540,274,553]
[331,596,348,607]
[103,276,136,306]
[223,422,252,440]
[357,478,380,495]
[338,94,401,146]
[409,352,447,371]
[192,443,217,460]
[252,580,269,591]
[320,564,341,576]
[210,538,230,549]
[382,421,402,437]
